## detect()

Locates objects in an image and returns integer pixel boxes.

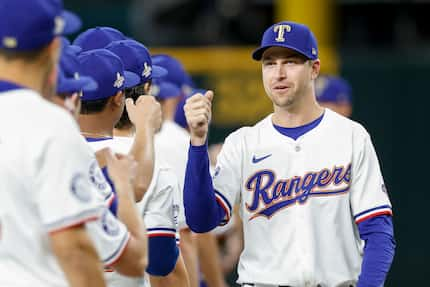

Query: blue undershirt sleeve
[146,236,179,276]
[357,215,396,287]
[184,143,226,233]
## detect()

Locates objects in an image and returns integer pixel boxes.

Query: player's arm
[356,215,395,287]
[183,91,227,232]
[350,128,395,287]
[145,170,185,282]
[104,151,148,276]
[195,232,228,287]
[126,96,162,201]
[50,225,106,287]
[149,253,190,287]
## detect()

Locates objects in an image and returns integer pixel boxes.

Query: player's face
[261,47,314,109]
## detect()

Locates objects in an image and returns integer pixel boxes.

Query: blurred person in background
[315,75,352,118]
[152,54,227,287]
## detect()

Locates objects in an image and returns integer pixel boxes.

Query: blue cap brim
[58,76,98,94]
[61,10,82,35]
[252,44,314,61]
[124,71,141,88]
[151,65,168,78]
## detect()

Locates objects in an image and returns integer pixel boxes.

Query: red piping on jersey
[355,210,393,224]
[106,233,131,267]
[148,233,176,238]
[48,216,99,235]
[215,195,231,223]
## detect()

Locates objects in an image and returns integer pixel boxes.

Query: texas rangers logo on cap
[142,62,152,78]
[252,21,318,61]
[113,72,125,88]
[274,24,291,42]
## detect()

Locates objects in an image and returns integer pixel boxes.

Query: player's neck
[0,61,45,95]
[78,114,114,138]
[272,97,324,128]
[113,127,134,138]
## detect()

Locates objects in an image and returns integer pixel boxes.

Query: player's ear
[111,90,125,107]
[144,81,151,95]
[310,59,320,80]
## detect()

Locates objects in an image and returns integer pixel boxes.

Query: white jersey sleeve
[212,130,245,222]
[350,126,392,223]
[35,116,104,233]
[85,208,130,266]
[141,166,179,238]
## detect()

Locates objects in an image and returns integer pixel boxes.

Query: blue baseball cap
[105,40,167,84]
[57,45,98,94]
[73,27,127,52]
[252,21,318,61]
[78,49,140,101]
[316,76,352,104]
[174,88,207,129]
[61,37,82,54]
[151,79,182,100]
[152,55,189,89]
[0,0,82,51]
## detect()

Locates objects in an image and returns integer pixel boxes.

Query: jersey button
[295,145,301,152]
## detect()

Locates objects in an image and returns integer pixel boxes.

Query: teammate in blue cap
[53,44,98,119]
[316,75,353,118]
[104,39,167,136]
[103,40,190,287]
[73,26,127,52]
[152,54,228,287]
[183,21,395,287]
[0,1,118,286]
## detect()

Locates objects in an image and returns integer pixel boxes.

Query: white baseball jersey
[212,109,392,286]
[155,120,190,229]
[87,136,180,287]
[0,88,106,287]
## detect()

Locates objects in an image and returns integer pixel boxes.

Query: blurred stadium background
[64,0,427,285]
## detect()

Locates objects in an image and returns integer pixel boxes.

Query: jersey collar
[0,80,26,93]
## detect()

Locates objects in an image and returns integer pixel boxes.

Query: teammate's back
[0,87,104,286]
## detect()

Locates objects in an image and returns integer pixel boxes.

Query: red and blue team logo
[245,164,352,220]
[70,173,92,202]
[89,160,110,197]
[101,209,120,236]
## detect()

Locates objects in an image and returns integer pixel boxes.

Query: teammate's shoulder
[16,90,79,133]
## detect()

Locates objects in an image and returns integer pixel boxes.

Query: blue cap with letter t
[252,21,318,61]
[78,49,140,101]
[0,0,82,51]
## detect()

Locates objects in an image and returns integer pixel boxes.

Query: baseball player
[183,21,395,287]
[151,56,227,287]
[76,46,187,287]
[104,39,189,287]
[315,75,353,118]
[52,42,152,279]
[0,1,121,286]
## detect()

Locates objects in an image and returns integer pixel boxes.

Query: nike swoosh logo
[252,154,272,164]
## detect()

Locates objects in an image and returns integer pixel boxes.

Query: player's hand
[105,151,138,192]
[184,90,214,145]
[126,95,162,133]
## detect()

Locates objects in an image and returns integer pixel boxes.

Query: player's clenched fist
[126,95,162,133]
[184,90,214,145]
